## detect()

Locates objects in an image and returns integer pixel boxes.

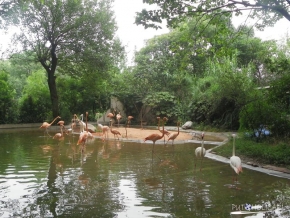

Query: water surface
[0,128,290,217]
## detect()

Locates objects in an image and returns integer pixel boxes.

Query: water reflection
[0,129,290,217]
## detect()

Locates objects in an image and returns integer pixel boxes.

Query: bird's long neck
[85,112,88,132]
[161,121,165,137]
[73,114,76,124]
[232,137,236,156]
[50,116,59,125]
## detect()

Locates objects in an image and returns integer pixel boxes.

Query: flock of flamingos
[39,111,242,185]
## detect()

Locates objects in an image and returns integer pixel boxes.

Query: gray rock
[182,121,193,129]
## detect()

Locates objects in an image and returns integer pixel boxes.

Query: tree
[19,69,51,122]
[8,0,123,118]
[191,54,256,129]
[0,69,16,124]
[135,0,290,30]
[0,0,25,23]
[0,52,43,98]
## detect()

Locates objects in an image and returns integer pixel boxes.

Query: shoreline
[1,123,290,179]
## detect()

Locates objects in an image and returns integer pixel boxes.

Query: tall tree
[0,0,23,20]
[135,0,289,30]
[8,0,122,117]
[0,70,15,123]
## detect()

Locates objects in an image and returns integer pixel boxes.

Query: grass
[212,135,290,168]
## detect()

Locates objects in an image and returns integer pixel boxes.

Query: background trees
[0,69,16,123]
[1,0,290,139]
[135,0,290,30]
[8,0,124,118]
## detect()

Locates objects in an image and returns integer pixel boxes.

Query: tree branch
[229,0,290,21]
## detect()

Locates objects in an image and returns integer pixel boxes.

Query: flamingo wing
[168,132,178,140]
[230,156,242,174]
[144,133,162,142]
[195,147,206,158]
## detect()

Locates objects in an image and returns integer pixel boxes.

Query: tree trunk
[47,71,59,118]
[40,44,59,118]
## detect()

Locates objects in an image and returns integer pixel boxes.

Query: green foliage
[7,0,124,117]
[19,70,51,122]
[6,52,42,98]
[135,0,287,30]
[143,92,179,121]
[239,93,270,131]
[57,74,111,122]
[190,55,255,129]
[0,70,17,124]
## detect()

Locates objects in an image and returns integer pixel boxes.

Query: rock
[247,162,259,167]
[87,123,96,133]
[182,121,193,129]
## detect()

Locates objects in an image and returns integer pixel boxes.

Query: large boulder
[182,121,193,129]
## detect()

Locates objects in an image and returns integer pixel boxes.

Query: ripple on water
[116,179,171,218]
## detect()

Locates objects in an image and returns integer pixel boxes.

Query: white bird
[195,132,206,171]
[116,112,122,127]
[230,134,242,182]
[79,114,86,132]
[98,123,110,141]
[77,112,93,152]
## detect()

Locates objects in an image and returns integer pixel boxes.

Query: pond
[0,128,290,218]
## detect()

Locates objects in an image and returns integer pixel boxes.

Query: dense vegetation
[1,0,290,146]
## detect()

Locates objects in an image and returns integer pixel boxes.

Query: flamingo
[40,116,61,136]
[230,134,242,183]
[157,117,170,144]
[107,110,116,127]
[116,112,122,127]
[127,116,134,127]
[79,114,86,132]
[195,132,206,171]
[77,112,90,151]
[98,123,110,141]
[57,120,65,126]
[166,121,180,145]
[65,127,73,144]
[110,126,121,140]
[53,125,65,144]
[144,117,166,153]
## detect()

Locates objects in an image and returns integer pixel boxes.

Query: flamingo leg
[151,143,162,161]
[45,128,51,137]
[200,157,204,172]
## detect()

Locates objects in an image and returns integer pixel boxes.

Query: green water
[0,128,289,217]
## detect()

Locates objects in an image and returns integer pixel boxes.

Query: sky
[113,0,169,64]
[113,1,290,64]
